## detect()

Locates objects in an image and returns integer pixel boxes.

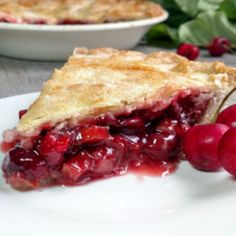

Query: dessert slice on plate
[1,48,236,190]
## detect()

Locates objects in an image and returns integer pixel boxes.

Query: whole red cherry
[208,37,231,57]
[218,127,236,177]
[183,124,229,171]
[177,43,200,60]
[216,104,236,127]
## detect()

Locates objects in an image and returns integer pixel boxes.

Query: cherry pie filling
[0,17,92,24]
[1,91,212,190]
[0,16,141,25]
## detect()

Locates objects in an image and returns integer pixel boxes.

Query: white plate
[0,12,168,61]
[1,92,236,236]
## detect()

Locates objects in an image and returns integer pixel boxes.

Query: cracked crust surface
[17,48,236,136]
[0,0,164,24]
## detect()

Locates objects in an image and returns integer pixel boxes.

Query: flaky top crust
[0,0,164,24]
[17,48,236,136]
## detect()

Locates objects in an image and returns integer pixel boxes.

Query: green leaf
[178,10,236,47]
[151,0,180,10]
[198,0,224,11]
[151,0,193,27]
[220,0,236,21]
[174,0,199,16]
[145,23,178,47]
[152,0,198,17]
[147,23,177,40]
[165,10,192,28]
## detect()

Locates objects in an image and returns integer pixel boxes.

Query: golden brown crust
[17,48,236,136]
[0,0,164,24]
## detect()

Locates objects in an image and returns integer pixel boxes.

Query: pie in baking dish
[1,48,236,190]
[0,0,165,24]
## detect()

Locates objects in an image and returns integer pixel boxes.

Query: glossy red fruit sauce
[58,19,92,25]
[1,91,212,190]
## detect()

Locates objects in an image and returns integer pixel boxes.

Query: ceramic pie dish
[0,0,168,60]
[0,15,168,61]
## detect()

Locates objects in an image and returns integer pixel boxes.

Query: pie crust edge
[16,47,236,136]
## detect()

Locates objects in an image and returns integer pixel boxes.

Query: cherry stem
[211,87,236,123]
[224,45,234,54]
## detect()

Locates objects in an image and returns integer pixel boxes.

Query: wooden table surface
[0,45,235,99]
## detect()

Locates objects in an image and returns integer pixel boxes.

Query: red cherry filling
[62,151,95,182]
[58,19,92,25]
[80,126,110,144]
[1,91,212,190]
[118,116,145,135]
[19,109,28,119]
[144,133,177,161]
[91,146,119,175]
[2,148,49,183]
[24,19,47,24]
[0,16,18,23]
[39,132,70,166]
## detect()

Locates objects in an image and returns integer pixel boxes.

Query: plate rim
[0,11,168,32]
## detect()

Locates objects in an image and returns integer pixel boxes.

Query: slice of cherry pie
[0,0,164,25]
[1,48,236,190]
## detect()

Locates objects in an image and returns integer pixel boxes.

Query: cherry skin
[26,19,47,24]
[208,37,231,57]
[2,148,48,179]
[80,125,110,144]
[119,116,145,135]
[144,132,177,161]
[18,109,27,119]
[219,127,236,177]
[183,124,229,171]
[155,118,190,137]
[39,132,70,166]
[111,134,140,154]
[90,146,118,175]
[58,19,90,25]
[62,151,95,182]
[155,118,178,134]
[216,104,236,127]
[177,43,200,60]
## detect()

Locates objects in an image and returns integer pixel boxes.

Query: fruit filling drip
[1,91,212,190]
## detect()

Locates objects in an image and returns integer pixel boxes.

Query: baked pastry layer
[17,48,236,136]
[0,0,164,24]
